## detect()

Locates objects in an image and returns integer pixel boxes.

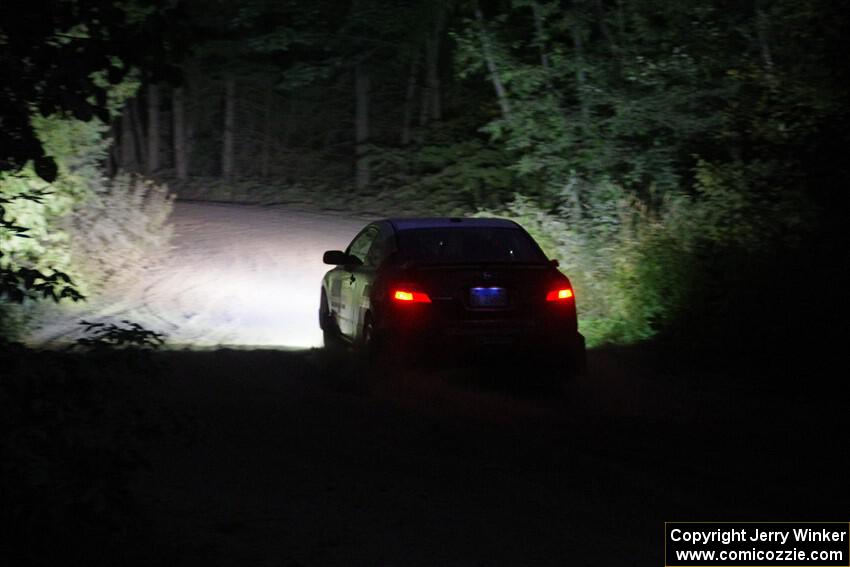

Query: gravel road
[31,201,369,348]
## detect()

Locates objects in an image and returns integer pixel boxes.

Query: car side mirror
[323,250,363,266]
[549,259,560,268]
[323,250,349,265]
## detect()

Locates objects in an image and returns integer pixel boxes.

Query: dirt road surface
[23,202,848,565]
[105,345,845,567]
[31,201,369,348]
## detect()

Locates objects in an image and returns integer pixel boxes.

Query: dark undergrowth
[0,344,337,566]
[0,346,190,566]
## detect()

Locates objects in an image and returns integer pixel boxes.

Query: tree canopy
[0,0,187,181]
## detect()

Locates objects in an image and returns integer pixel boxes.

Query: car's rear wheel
[548,336,587,394]
[361,314,412,369]
[573,333,587,377]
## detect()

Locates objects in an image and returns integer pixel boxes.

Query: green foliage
[73,320,167,350]
[0,0,184,180]
[484,152,821,347]
[454,1,739,195]
[1,173,77,290]
[0,263,83,305]
[1,110,116,303]
[689,159,813,250]
[372,137,515,212]
[0,191,85,340]
[482,187,674,346]
[1,80,173,340]
[450,0,848,349]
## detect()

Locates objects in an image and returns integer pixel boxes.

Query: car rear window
[396,228,547,264]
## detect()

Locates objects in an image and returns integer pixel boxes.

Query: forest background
[2,0,848,351]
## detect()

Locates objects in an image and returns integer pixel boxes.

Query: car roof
[386,217,521,231]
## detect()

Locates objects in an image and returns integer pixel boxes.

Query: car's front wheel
[360,314,383,362]
[320,289,343,349]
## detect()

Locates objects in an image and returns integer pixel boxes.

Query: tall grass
[482,165,818,350]
[65,174,174,293]
[1,174,174,339]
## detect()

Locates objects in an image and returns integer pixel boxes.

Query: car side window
[365,227,396,267]
[346,226,378,265]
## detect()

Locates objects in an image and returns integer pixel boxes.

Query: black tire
[542,336,586,395]
[320,289,344,350]
[533,358,570,396]
[323,328,344,350]
[361,314,409,369]
[360,315,382,362]
[573,333,587,377]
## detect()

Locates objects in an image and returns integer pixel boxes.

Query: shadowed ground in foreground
[4,343,842,566]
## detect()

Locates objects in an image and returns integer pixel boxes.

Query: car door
[349,223,398,341]
[339,225,378,338]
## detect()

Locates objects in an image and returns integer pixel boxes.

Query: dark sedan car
[320,217,585,376]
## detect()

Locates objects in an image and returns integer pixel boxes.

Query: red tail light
[546,288,574,302]
[392,289,432,303]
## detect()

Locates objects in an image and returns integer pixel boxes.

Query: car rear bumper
[376,312,585,368]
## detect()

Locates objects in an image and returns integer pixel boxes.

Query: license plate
[476,336,514,346]
[469,287,508,308]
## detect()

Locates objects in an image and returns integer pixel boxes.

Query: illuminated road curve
[31,201,368,348]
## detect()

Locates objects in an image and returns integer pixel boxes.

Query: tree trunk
[401,53,419,145]
[108,118,120,176]
[173,87,189,180]
[283,96,295,147]
[129,97,146,170]
[474,4,511,120]
[530,2,553,80]
[593,0,617,54]
[222,76,236,179]
[419,38,432,128]
[261,87,273,177]
[756,8,776,87]
[120,103,137,171]
[146,84,160,174]
[427,11,444,122]
[571,24,589,124]
[354,62,370,190]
